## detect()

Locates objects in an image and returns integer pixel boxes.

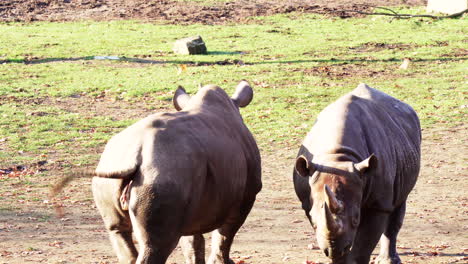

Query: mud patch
[441,48,468,58]
[302,63,390,79]
[349,42,417,53]
[0,0,426,24]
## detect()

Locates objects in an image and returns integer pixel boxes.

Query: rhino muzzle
[323,243,352,261]
[319,185,354,261]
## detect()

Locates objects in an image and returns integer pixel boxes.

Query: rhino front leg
[375,202,406,264]
[180,234,206,264]
[92,177,138,264]
[348,209,389,264]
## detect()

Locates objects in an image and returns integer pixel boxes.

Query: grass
[0,7,466,167]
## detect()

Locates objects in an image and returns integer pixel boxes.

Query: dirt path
[1,0,426,23]
[1,124,466,264]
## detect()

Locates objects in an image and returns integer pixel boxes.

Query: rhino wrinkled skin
[92,81,261,264]
[293,83,421,264]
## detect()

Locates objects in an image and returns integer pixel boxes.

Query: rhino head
[172,80,253,111]
[295,154,378,262]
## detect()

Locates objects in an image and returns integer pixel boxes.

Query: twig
[374,7,399,16]
[340,7,468,19]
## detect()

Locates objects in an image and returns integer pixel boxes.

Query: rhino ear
[173,86,191,111]
[231,80,253,108]
[354,154,378,174]
[295,155,315,177]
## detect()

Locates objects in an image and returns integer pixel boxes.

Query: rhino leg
[92,177,138,264]
[181,234,206,264]
[375,202,406,264]
[129,185,183,264]
[348,209,389,264]
[207,197,256,264]
[130,211,181,264]
[207,228,236,264]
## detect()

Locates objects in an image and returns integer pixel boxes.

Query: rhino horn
[173,85,191,111]
[323,201,342,234]
[324,184,343,213]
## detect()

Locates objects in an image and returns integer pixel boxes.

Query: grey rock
[173,36,207,55]
[427,0,467,14]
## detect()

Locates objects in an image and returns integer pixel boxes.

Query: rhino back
[135,108,260,232]
[303,84,421,211]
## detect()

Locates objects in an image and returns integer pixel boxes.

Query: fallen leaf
[49,240,64,248]
[177,64,187,75]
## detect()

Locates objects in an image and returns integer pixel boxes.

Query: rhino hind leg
[92,178,138,263]
[207,197,256,264]
[109,229,138,264]
[375,202,406,264]
[181,234,206,264]
[130,211,181,264]
[129,184,187,264]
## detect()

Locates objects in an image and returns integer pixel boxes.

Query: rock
[173,36,207,55]
[427,0,467,14]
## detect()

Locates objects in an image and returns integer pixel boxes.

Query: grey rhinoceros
[92,81,261,264]
[293,83,421,264]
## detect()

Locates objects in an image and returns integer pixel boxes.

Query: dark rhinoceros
[293,83,421,264]
[92,81,261,264]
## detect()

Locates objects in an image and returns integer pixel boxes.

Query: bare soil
[0,0,426,24]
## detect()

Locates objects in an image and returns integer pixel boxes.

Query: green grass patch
[0,102,133,165]
[0,8,466,167]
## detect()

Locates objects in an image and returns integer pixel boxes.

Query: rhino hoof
[374,255,401,264]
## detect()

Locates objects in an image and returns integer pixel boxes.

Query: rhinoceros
[293,83,421,264]
[92,81,261,264]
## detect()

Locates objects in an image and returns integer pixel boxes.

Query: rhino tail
[50,169,96,197]
[49,168,97,217]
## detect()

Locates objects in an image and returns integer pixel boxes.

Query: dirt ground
[1,0,467,264]
[0,119,467,264]
[0,0,426,23]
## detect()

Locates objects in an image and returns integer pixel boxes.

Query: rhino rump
[94,117,150,179]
